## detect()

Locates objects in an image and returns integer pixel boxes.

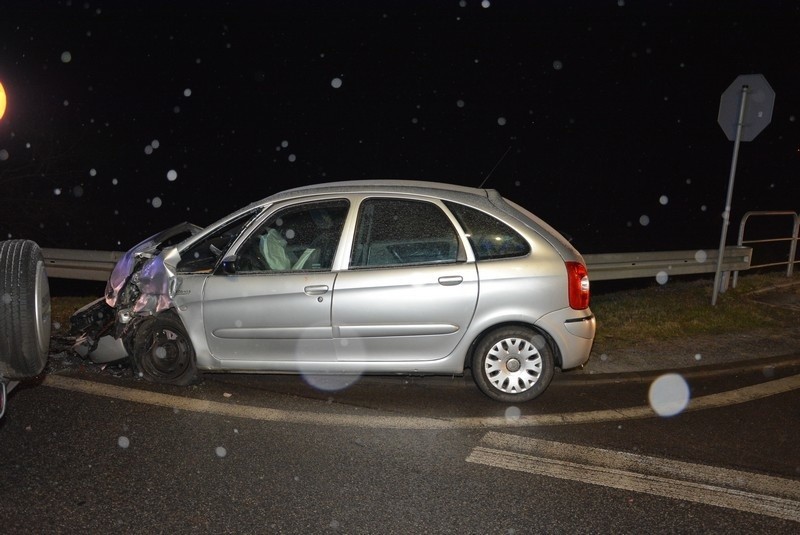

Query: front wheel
[130,312,197,386]
[471,327,554,403]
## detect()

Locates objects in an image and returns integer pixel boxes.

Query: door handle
[438,276,463,286]
[304,285,330,296]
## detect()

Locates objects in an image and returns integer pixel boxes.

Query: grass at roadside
[49,272,799,348]
[591,271,799,350]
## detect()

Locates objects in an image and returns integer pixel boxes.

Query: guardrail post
[719,271,731,294]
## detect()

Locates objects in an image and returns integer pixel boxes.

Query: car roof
[258,180,493,204]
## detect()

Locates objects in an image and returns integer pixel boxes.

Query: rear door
[332,197,478,362]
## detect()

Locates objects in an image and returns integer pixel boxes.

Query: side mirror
[220,255,238,275]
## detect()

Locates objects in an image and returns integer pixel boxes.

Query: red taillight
[566,261,590,310]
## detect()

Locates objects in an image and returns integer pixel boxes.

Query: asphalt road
[2,357,799,533]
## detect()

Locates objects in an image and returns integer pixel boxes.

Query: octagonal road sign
[717,74,775,142]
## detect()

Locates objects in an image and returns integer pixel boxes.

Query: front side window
[444,201,530,260]
[236,199,349,272]
[350,199,461,268]
[177,210,261,273]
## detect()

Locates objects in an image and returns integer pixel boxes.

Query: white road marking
[42,372,800,429]
[466,432,800,523]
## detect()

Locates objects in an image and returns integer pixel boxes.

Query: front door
[202,199,349,365]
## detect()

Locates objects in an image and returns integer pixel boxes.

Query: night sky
[1,1,798,255]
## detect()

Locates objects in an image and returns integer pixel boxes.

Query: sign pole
[712,85,749,306]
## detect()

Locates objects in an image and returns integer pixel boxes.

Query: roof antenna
[478,145,512,189]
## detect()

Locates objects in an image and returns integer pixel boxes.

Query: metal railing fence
[732,211,799,288]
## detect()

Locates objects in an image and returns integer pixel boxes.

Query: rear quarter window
[444,201,530,260]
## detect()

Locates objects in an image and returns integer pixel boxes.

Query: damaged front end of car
[70,222,201,364]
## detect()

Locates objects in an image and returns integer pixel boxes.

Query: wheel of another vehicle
[471,326,554,403]
[0,240,51,380]
[131,312,197,385]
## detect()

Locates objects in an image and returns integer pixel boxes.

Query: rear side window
[350,199,461,268]
[444,201,530,260]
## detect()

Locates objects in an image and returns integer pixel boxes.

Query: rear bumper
[535,308,596,370]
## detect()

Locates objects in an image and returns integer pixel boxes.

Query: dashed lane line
[467,432,800,523]
[41,372,800,429]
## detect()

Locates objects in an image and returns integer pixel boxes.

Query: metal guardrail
[43,246,753,283]
[42,248,124,282]
[732,211,799,288]
[583,246,752,281]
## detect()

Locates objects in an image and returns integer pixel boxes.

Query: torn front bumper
[70,297,129,364]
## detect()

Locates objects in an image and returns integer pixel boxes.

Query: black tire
[0,240,51,379]
[471,326,554,403]
[130,311,197,385]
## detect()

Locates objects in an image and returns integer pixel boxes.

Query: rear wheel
[471,326,554,403]
[130,312,197,385]
[0,240,51,379]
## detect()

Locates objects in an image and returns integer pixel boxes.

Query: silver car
[72,181,595,402]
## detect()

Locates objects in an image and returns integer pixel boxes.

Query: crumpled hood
[105,222,202,309]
